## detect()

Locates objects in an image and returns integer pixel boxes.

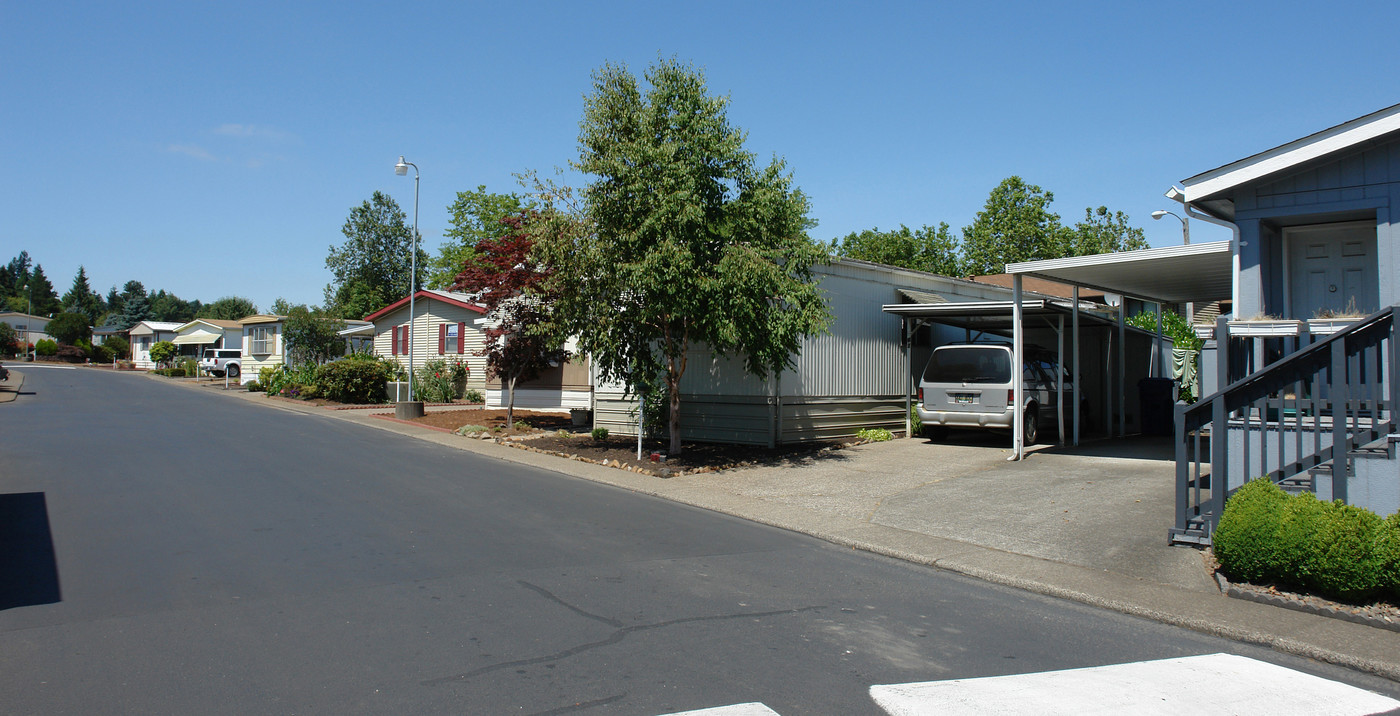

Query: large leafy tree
[1069,206,1150,256]
[325,191,427,319]
[452,213,561,427]
[429,186,527,290]
[282,304,346,365]
[149,289,197,323]
[197,296,258,321]
[831,223,962,276]
[959,176,1072,276]
[544,58,830,454]
[61,266,105,324]
[46,312,91,345]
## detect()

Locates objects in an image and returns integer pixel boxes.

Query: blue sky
[2,1,1396,313]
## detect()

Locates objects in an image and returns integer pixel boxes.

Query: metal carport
[886,240,1235,461]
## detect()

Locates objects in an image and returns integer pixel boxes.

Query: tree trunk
[506,373,516,428]
[667,364,682,455]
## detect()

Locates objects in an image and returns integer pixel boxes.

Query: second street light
[394,155,422,418]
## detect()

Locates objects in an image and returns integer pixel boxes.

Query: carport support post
[1072,286,1081,446]
[1056,315,1065,445]
[1012,275,1025,461]
[904,317,913,439]
[1118,299,1126,437]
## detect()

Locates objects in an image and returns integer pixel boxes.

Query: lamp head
[1151,210,1169,220]
[394,156,409,176]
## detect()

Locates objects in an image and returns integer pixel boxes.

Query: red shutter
[457,322,466,354]
[438,324,446,355]
[391,326,399,355]
[401,325,410,355]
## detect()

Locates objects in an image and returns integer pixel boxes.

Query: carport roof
[1005,240,1233,305]
[881,299,1123,331]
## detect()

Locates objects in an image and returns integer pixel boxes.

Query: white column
[1012,276,1025,461]
[1072,286,1081,446]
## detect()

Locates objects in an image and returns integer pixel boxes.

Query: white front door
[1285,221,1377,320]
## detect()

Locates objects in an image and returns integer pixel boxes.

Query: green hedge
[1213,478,1400,602]
[317,357,393,404]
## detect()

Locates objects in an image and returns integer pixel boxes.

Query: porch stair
[1170,306,1398,546]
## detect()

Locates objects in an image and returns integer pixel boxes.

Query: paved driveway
[670,431,1213,592]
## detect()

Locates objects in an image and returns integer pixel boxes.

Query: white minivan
[916,342,1086,444]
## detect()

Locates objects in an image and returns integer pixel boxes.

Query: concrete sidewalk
[0,368,22,403]
[177,375,1400,682]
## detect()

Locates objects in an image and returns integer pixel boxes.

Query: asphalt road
[2,368,1397,715]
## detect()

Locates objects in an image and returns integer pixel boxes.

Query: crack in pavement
[527,692,628,715]
[518,580,624,628]
[421,603,825,687]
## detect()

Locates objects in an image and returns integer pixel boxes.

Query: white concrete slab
[870,653,1400,715]
[661,704,780,716]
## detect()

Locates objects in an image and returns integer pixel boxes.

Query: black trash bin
[1138,377,1176,436]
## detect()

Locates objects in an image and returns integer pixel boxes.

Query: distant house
[92,324,125,347]
[171,318,243,358]
[366,290,488,391]
[237,314,286,383]
[365,289,590,409]
[0,311,53,348]
[128,321,182,368]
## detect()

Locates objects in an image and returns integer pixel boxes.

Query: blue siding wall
[1228,137,1400,317]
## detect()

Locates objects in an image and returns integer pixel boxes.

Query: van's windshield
[923,347,1011,384]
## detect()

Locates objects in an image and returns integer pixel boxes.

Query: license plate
[953,393,974,404]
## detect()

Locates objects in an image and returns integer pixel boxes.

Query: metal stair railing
[1170,305,1397,545]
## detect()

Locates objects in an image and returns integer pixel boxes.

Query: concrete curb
[160,373,1400,683]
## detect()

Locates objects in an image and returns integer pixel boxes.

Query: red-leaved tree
[451,213,564,427]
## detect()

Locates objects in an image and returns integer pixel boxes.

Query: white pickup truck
[199,348,242,379]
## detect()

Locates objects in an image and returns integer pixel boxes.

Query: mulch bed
[1204,549,1400,633]
[409,409,857,477]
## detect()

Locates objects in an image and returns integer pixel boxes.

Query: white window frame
[446,323,459,354]
[251,326,275,355]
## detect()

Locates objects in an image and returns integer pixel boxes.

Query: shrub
[555,429,572,439]
[1381,513,1400,601]
[104,335,130,359]
[35,338,58,356]
[463,388,485,404]
[856,427,894,442]
[55,344,87,363]
[1304,501,1388,602]
[1274,492,1328,586]
[456,425,488,436]
[591,427,609,442]
[317,358,393,404]
[153,367,186,377]
[1212,478,1290,583]
[513,421,532,431]
[148,340,177,367]
[261,366,287,396]
[179,357,199,376]
[909,404,922,436]
[246,381,265,392]
[415,358,465,403]
[88,343,114,364]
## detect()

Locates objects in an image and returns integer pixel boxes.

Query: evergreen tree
[26,264,60,316]
[62,266,104,324]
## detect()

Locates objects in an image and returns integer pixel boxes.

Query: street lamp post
[1152,209,1193,322]
[395,155,421,411]
[1151,209,1190,245]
